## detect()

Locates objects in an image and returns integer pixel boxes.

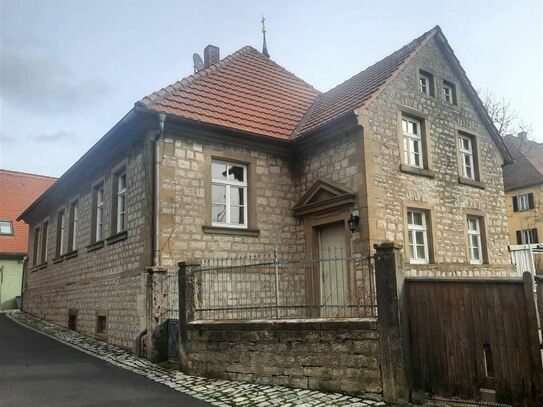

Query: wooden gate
[405,273,543,406]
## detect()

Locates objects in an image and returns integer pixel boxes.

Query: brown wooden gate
[405,273,543,406]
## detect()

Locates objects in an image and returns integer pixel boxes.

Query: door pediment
[293,179,356,217]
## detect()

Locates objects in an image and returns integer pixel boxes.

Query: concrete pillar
[374,241,412,403]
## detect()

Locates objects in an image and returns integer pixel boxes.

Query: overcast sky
[1,0,542,177]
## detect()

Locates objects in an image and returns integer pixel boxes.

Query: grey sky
[1,0,542,177]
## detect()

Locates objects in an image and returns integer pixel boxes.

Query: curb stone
[6,311,388,407]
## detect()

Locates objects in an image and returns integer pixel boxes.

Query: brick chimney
[204,45,220,68]
[518,131,528,141]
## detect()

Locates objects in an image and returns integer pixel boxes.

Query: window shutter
[516,230,522,244]
[512,196,518,212]
[528,193,535,209]
[532,228,539,244]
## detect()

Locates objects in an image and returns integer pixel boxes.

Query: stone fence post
[145,266,169,362]
[178,261,200,373]
[374,241,412,404]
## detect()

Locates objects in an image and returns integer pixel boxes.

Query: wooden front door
[317,222,349,317]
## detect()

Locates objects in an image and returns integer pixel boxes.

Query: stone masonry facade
[186,320,382,397]
[23,134,152,350]
[360,36,513,277]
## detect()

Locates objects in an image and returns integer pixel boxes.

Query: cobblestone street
[5,311,387,406]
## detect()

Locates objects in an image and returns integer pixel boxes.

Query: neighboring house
[503,133,543,245]
[0,170,56,311]
[18,26,514,356]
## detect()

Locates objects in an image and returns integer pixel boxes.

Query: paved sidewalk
[6,311,387,407]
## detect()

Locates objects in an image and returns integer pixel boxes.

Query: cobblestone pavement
[7,311,388,407]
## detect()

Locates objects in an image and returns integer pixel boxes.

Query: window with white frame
[33,226,40,266]
[419,70,434,96]
[41,220,48,263]
[115,171,127,233]
[517,228,539,244]
[68,201,78,251]
[402,116,424,168]
[211,160,247,228]
[514,193,534,212]
[407,210,429,264]
[467,216,483,264]
[0,220,13,236]
[93,184,104,242]
[443,81,456,104]
[56,209,65,256]
[459,134,476,180]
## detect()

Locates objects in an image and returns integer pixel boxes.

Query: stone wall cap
[373,241,403,250]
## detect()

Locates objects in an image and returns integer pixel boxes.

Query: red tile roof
[0,170,57,255]
[502,136,543,191]
[139,46,320,140]
[297,27,436,136]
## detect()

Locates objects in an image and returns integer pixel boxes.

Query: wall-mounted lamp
[347,214,359,233]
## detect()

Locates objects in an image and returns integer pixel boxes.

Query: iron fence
[179,249,377,321]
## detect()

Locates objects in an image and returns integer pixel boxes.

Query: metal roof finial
[261,14,270,58]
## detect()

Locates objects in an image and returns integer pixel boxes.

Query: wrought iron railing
[178,250,376,321]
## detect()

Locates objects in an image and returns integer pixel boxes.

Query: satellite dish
[193,53,204,72]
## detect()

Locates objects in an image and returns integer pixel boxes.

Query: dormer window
[419,70,435,96]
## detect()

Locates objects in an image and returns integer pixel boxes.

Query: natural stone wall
[186,320,382,397]
[158,132,302,269]
[23,135,152,350]
[360,35,514,277]
[23,273,145,349]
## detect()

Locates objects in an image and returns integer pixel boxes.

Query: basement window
[96,315,107,335]
[68,310,78,330]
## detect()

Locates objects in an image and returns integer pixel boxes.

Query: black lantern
[347,214,359,233]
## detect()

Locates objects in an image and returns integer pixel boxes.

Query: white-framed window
[467,216,483,264]
[33,226,40,266]
[515,193,532,212]
[443,80,457,105]
[115,171,127,233]
[443,83,454,104]
[407,210,429,264]
[0,220,13,236]
[517,228,539,244]
[56,209,65,256]
[459,135,475,180]
[211,160,248,228]
[94,185,104,241]
[69,201,78,251]
[419,71,434,96]
[41,220,48,263]
[402,116,423,168]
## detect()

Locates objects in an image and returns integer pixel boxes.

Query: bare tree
[479,89,533,137]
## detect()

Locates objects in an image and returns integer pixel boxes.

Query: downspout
[153,113,166,267]
[143,112,166,361]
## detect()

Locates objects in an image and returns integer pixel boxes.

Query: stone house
[0,170,56,311]
[19,26,514,358]
[502,133,542,246]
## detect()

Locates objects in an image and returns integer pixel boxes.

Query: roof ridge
[0,169,57,180]
[294,25,439,137]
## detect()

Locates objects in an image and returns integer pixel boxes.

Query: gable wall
[361,36,513,276]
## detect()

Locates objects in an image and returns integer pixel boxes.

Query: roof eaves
[17,108,139,222]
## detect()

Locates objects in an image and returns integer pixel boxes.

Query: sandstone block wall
[186,320,382,396]
[23,137,151,349]
[361,36,514,277]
